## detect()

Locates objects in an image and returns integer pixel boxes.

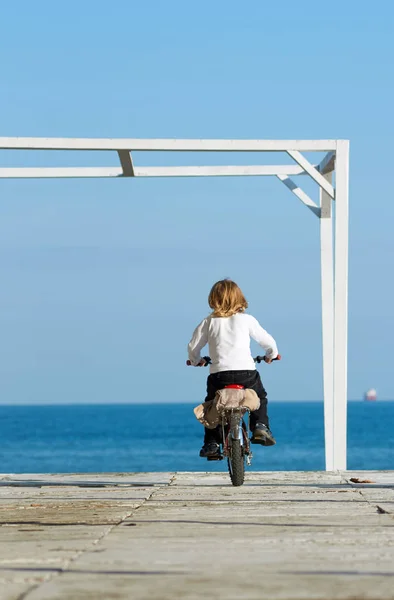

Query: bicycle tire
[227,439,245,486]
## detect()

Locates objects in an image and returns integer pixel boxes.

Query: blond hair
[208,279,248,318]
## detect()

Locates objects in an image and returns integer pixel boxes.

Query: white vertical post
[320,171,334,471]
[333,140,350,470]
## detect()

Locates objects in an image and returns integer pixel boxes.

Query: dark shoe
[251,423,276,446]
[199,442,221,458]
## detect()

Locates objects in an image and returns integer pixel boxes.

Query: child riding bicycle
[188,279,279,459]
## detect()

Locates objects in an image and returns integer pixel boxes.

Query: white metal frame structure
[0,137,349,471]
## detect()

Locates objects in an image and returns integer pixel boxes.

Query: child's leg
[203,427,221,444]
[245,371,275,445]
[246,372,269,431]
[202,373,223,447]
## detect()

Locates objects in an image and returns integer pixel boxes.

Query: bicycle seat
[224,384,244,390]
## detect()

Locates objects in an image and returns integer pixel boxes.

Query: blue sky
[0,0,393,403]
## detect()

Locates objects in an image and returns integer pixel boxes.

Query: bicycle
[187,355,281,486]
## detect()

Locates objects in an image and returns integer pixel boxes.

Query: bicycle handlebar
[186,356,211,367]
[255,354,281,363]
[186,354,281,367]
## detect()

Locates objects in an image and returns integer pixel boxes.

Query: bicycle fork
[222,409,253,466]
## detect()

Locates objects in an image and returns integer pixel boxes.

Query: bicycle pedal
[207,454,223,461]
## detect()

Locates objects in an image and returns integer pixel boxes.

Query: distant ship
[364,388,377,402]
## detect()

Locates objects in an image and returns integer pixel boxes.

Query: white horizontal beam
[0,167,124,179]
[277,174,320,217]
[287,150,335,199]
[135,165,308,177]
[0,164,311,179]
[0,137,337,152]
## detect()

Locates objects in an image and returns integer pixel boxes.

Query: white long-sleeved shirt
[188,312,278,374]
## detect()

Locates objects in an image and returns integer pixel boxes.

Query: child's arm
[248,316,279,360]
[188,318,209,366]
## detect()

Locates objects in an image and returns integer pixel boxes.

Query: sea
[0,401,393,474]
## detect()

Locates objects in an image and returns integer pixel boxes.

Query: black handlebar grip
[255,355,281,363]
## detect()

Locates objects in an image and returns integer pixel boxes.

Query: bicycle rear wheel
[227,439,245,486]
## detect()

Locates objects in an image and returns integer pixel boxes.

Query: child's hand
[263,354,281,364]
[186,359,207,367]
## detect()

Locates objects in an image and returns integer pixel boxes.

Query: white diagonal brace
[117,151,134,176]
[277,174,320,217]
[287,150,335,198]
[318,151,335,175]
